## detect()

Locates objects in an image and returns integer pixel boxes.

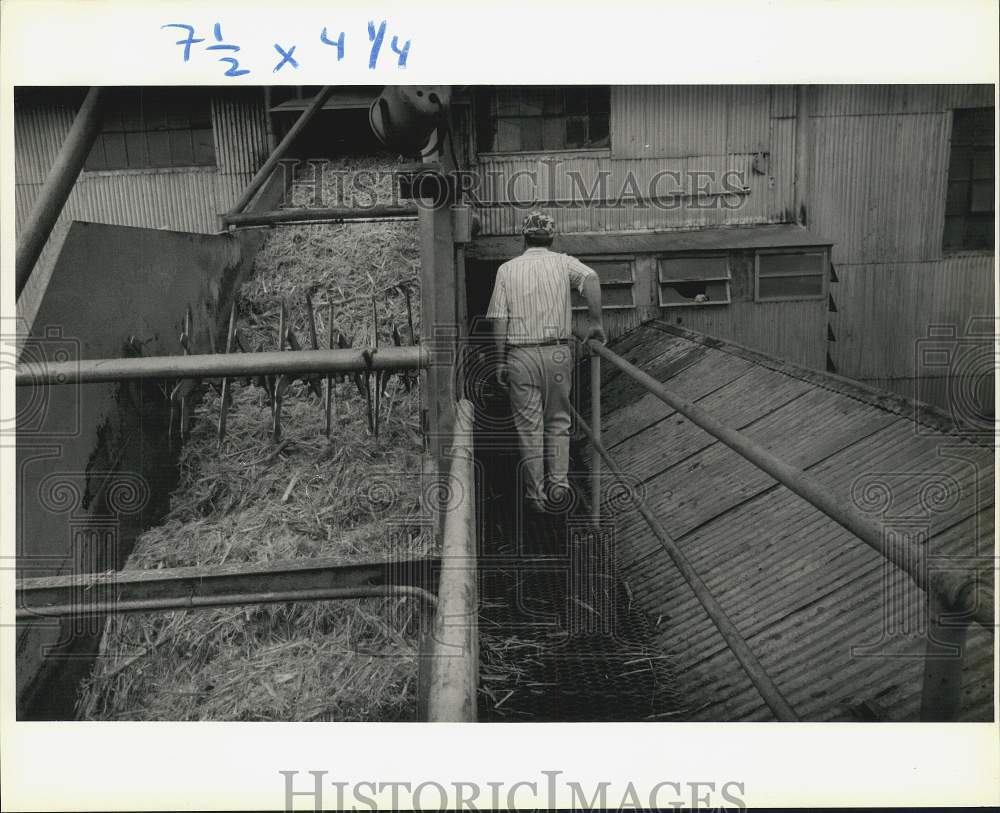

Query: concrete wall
[15,218,269,717]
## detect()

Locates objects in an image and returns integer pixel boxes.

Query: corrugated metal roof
[589,322,994,721]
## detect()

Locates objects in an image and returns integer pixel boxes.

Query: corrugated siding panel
[14,101,75,185]
[212,90,269,176]
[611,86,765,158]
[768,116,796,221]
[659,300,828,370]
[863,375,995,418]
[769,85,797,119]
[811,84,995,117]
[725,85,771,153]
[15,89,269,320]
[810,112,951,265]
[478,86,796,236]
[14,89,268,237]
[595,324,994,721]
[475,153,779,235]
[830,256,995,379]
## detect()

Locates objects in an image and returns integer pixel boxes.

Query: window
[755,250,827,302]
[658,255,731,307]
[475,86,610,153]
[85,88,216,171]
[571,258,635,310]
[944,107,994,252]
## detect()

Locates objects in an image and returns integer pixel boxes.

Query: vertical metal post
[793,84,810,225]
[919,588,971,721]
[15,86,105,299]
[590,351,601,522]
[424,399,478,721]
[262,86,278,153]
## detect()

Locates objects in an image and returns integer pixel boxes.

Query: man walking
[486,211,606,513]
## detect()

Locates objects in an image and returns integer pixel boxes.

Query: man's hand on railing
[585,322,607,345]
[495,361,510,389]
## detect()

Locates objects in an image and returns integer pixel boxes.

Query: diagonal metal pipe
[16,87,105,299]
[221,205,418,228]
[226,85,335,216]
[572,405,800,722]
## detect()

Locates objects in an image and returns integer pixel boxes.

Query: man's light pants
[506,343,573,506]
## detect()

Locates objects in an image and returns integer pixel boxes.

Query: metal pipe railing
[583,338,993,631]
[17,553,437,612]
[221,205,418,228]
[17,585,437,620]
[572,406,800,722]
[590,352,601,522]
[16,345,429,386]
[16,87,105,300]
[424,398,479,722]
[226,85,335,217]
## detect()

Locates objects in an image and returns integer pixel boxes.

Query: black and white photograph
[2,1,997,811]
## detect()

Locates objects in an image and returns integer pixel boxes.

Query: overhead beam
[221,205,418,228]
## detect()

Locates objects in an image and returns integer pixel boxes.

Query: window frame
[753,247,829,303]
[473,86,612,156]
[942,106,995,255]
[657,252,732,308]
[83,88,218,174]
[571,255,636,312]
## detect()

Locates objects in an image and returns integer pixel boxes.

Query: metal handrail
[16,585,437,619]
[16,345,429,386]
[16,553,438,615]
[424,399,479,722]
[572,406,799,722]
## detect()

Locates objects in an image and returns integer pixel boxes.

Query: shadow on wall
[13,219,267,719]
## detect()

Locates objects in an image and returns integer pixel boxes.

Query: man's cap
[521,211,556,237]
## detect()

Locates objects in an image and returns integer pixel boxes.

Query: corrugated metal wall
[467,85,828,364]
[658,299,827,370]
[810,84,995,400]
[14,88,269,321]
[473,85,797,236]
